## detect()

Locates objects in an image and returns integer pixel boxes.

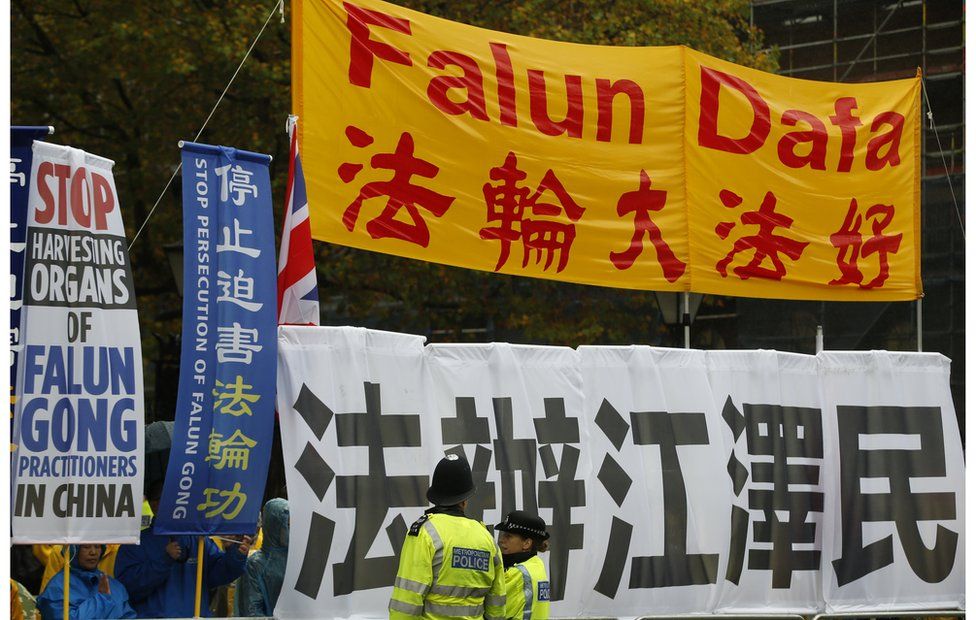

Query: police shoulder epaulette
[408,514,430,536]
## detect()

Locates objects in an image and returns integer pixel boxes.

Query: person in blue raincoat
[113,482,251,618]
[36,544,136,620]
[239,498,289,616]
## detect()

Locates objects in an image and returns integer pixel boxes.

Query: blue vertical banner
[9,126,53,432]
[156,142,277,535]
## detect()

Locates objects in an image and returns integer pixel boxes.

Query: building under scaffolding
[729,0,965,422]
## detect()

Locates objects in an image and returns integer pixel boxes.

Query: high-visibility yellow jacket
[141,499,154,530]
[390,510,506,620]
[503,554,550,620]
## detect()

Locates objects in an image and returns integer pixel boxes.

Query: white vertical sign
[11,142,144,543]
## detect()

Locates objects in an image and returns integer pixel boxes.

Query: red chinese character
[829,199,902,289]
[480,152,584,273]
[339,127,454,247]
[609,170,686,282]
[715,190,809,280]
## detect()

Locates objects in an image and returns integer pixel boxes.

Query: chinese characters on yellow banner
[294,0,920,301]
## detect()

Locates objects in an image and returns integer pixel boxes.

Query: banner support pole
[62,545,70,620]
[194,536,205,617]
[816,325,824,353]
[682,292,690,349]
[916,298,923,351]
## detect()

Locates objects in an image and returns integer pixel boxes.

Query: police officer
[390,454,506,619]
[494,511,550,620]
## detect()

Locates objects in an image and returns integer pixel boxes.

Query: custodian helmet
[426,454,476,506]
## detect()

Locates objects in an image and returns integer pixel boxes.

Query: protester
[11,580,26,620]
[210,536,245,617]
[389,454,506,619]
[10,579,38,620]
[231,520,266,615]
[240,498,289,616]
[495,511,551,620]
[113,482,250,618]
[11,546,44,595]
[39,544,119,592]
[36,544,136,620]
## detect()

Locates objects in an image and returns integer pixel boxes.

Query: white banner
[11,142,144,543]
[577,346,729,616]
[706,351,826,613]
[276,326,965,618]
[819,351,966,612]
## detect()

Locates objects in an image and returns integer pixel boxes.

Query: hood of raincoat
[262,498,289,549]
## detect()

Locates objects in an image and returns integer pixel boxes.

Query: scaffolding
[739,0,965,423]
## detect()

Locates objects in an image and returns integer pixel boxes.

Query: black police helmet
[494,510,550,541]
[426,454,476,506]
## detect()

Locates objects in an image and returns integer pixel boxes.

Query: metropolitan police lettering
[452,547,491,571]
[538,581,551,602]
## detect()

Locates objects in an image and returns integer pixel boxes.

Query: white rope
[128,0,284,251]
[921,80,965,241]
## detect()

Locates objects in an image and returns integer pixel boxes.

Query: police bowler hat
[426,454,476,506]
[494,510,550,541]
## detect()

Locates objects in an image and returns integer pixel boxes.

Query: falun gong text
[12,143,144,543]
[295,0,920,301]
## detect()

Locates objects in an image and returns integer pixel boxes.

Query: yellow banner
[294,0,921,301]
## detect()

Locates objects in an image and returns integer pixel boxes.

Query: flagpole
[62,545,70,620]
[194,537,205,617]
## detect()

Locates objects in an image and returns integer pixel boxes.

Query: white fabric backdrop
[275,326,964,618]
[819,351,965,612]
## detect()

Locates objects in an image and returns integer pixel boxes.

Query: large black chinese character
[629,409,718,588]
[492,397,538,515]
[593,399,717,598]
[723,398,823,588]
[442,396,496,522]
[291,384,338,599]
[832,405,958,586]
[535,397,585,601]
[332,382,428,595]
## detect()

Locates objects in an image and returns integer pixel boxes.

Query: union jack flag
[277,116,320,325]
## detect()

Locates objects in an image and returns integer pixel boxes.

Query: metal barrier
[556,616,806,620]
[168,612,963,619]
[637,616,806,620]
[812,611,965,620]
[170,611,963,619]
[557,613,964,620]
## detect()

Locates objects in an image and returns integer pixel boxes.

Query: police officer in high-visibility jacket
[390,454,506,620]
[494,511,550,620]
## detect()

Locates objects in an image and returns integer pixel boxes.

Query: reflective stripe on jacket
[503,555,549,620]
[390,512,506,620]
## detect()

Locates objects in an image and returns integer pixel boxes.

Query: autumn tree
[11,0,774,416]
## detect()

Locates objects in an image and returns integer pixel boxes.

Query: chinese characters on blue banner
[9,127,53,440]
[156,142,277,535]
